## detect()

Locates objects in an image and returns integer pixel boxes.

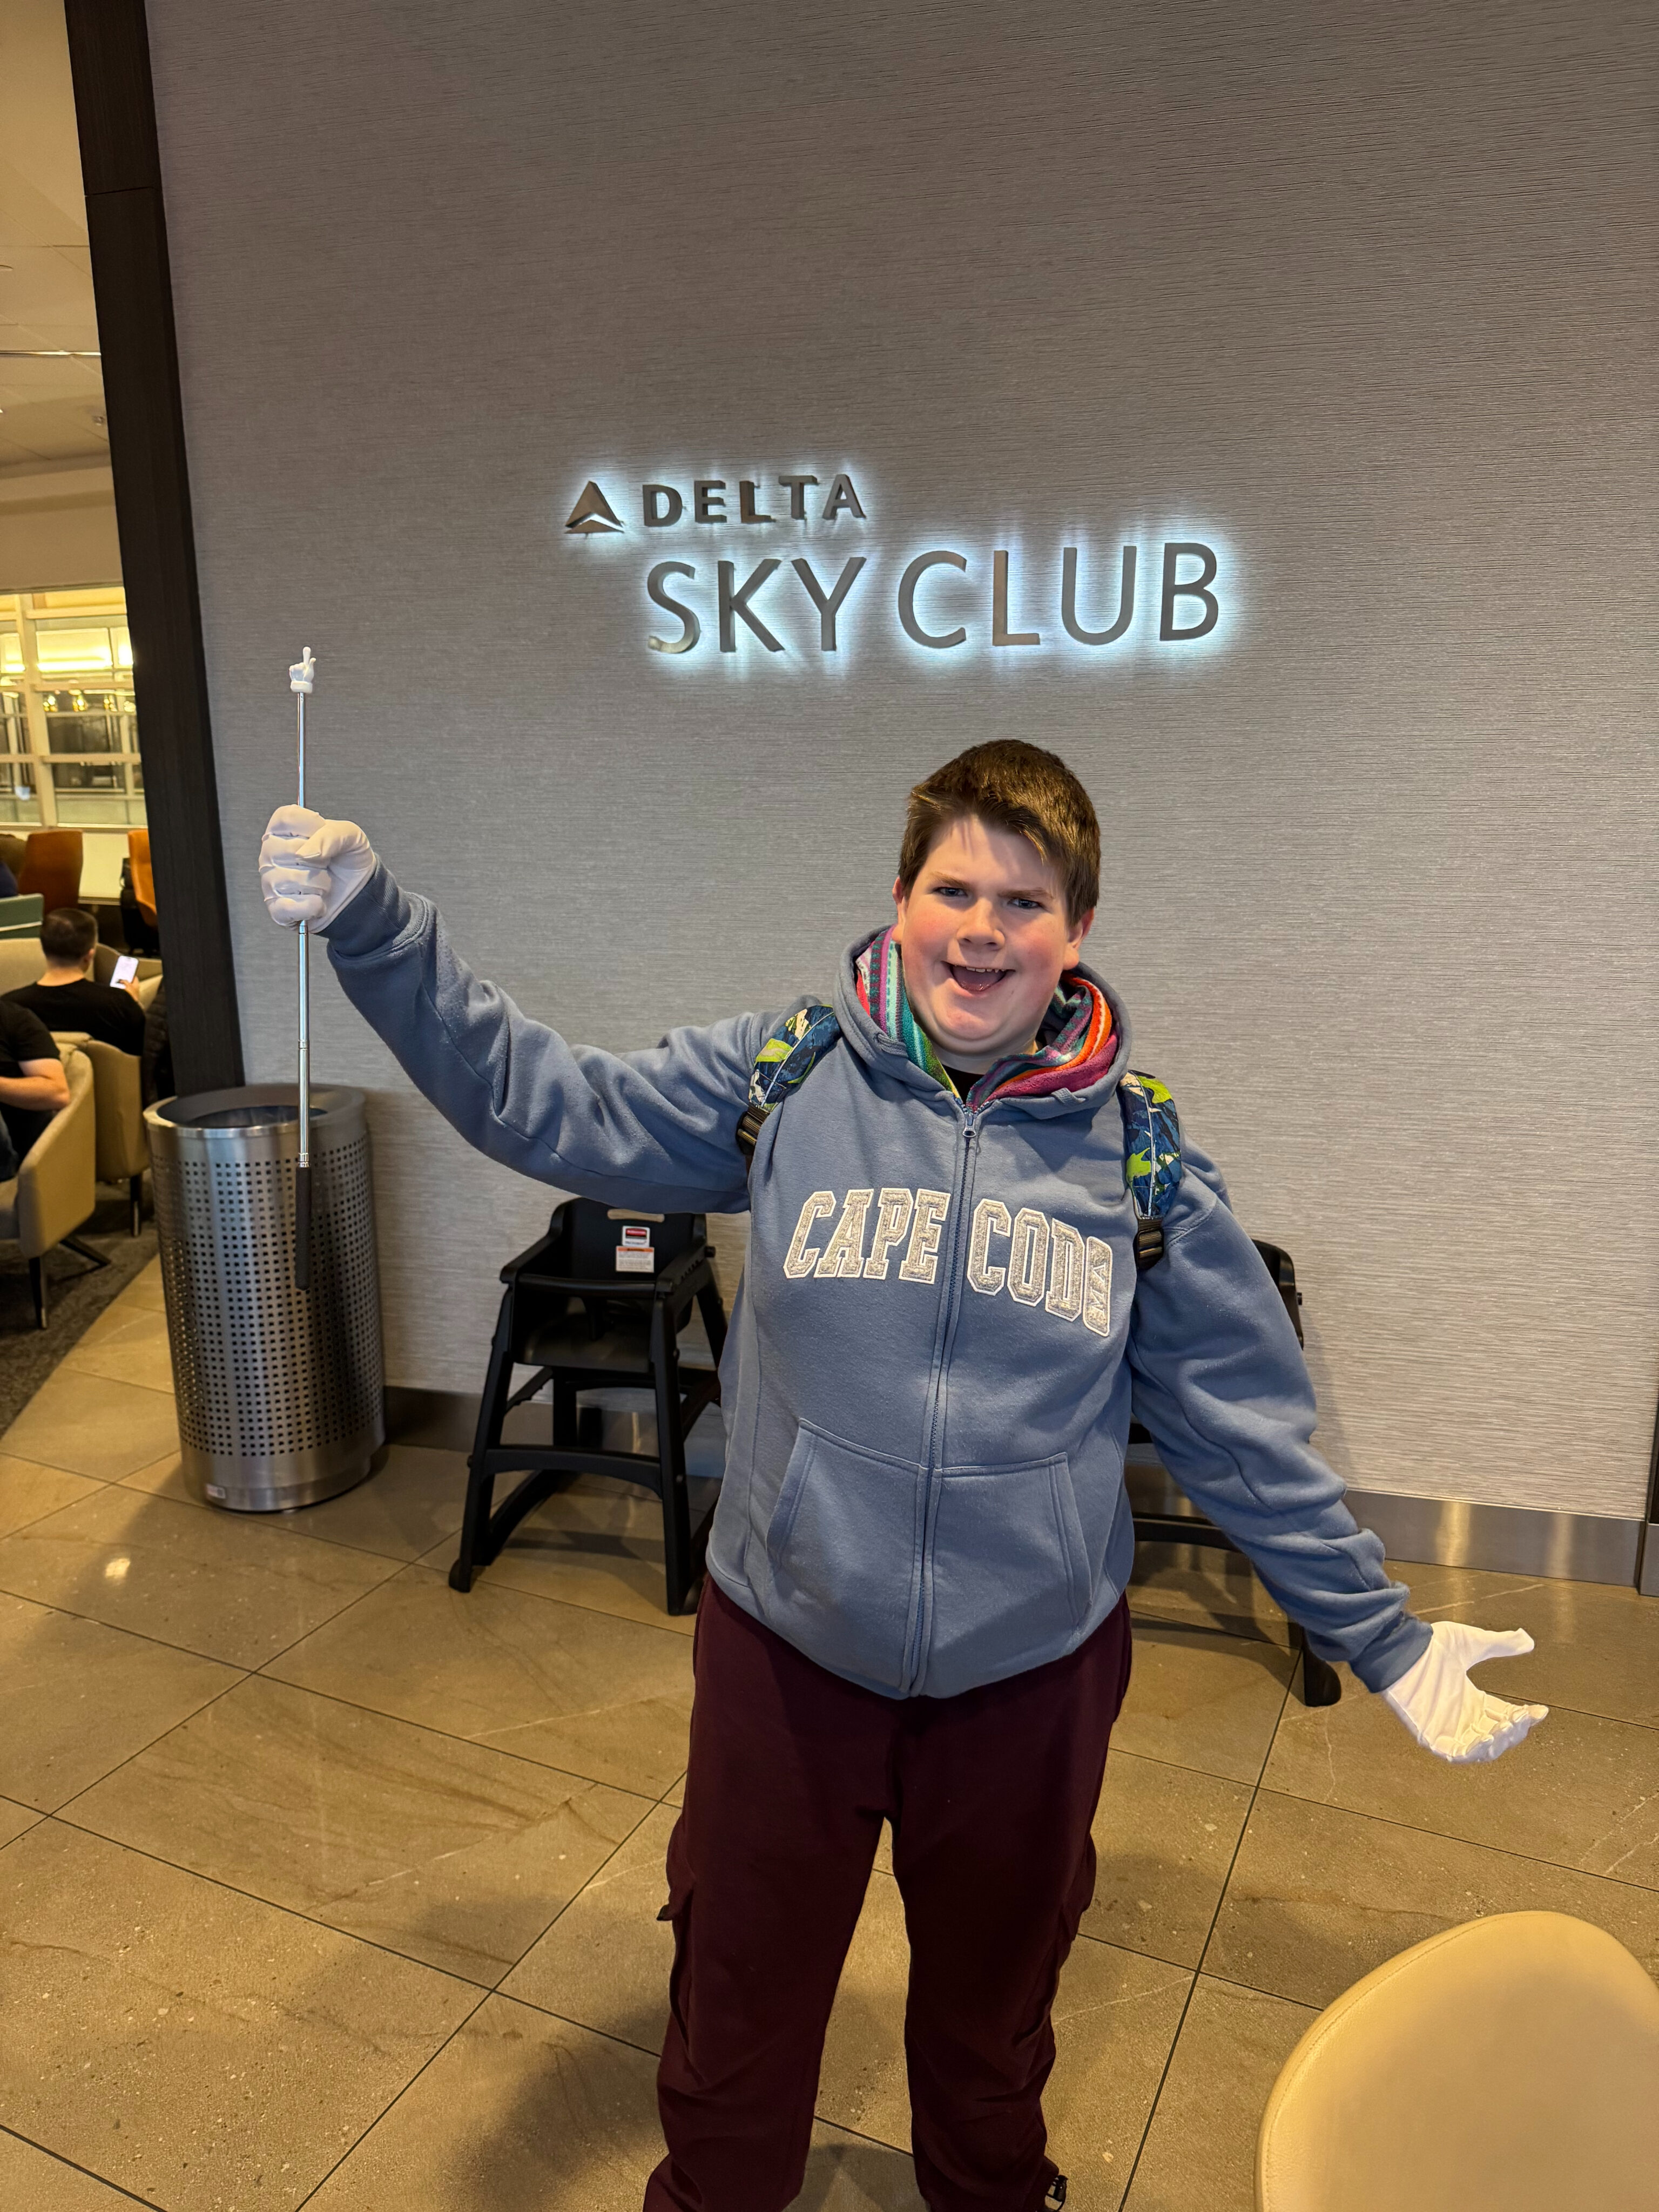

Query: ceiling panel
[0,244,98,327]
[0,395,105,460]
[0,0,104,480]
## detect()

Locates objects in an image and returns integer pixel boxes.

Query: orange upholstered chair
[128,828,157,927]
[18,828,83,914]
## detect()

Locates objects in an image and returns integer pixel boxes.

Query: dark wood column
[62,0,242,1094]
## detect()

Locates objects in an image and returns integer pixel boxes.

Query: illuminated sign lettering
[563,471,1232,664]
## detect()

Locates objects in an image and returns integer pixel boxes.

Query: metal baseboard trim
[1129,1454,1644,1589]
[392,1393,1645,1590]
[1346,1487,1641,1588]
[385,1386,479,1453]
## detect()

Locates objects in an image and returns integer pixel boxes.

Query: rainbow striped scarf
[854,926,1118,1110]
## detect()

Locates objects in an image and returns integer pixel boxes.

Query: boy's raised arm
[258,805,765,1213]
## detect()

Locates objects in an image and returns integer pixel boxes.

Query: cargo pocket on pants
[658,1817,694,2052]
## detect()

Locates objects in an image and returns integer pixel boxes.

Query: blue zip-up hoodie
[324,863,1429,1698]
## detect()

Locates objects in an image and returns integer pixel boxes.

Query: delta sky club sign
[562,469,1233,666]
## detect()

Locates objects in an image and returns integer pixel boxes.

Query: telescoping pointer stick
[288,646,316,1292]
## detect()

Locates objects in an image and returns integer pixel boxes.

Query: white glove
[259,805,376,929]
[1381,1620,1548,1764]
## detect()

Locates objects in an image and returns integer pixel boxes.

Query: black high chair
[1129,1238,1342,1708]
[453,1198,727,1614]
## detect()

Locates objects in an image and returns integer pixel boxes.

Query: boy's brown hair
[898,740,1100,927]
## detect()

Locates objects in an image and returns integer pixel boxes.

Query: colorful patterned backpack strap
[1118,1070,1182,1271]
[737,1002,842,1171]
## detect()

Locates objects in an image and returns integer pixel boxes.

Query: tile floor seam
[1190,1967,1321,2008]
[476,1786,666,1973]
[42,1668,666,1971]
[0,1583,254,1689]
[1117,1634,1298,2204]
[243,1652,687,1793]
[289,1982,498,2211]
[40,1651,254,1821]
[1498,1695,1658,1735]
[55,1363,175,1402]
[183,1550,443,1679]
[38,1810,532,1997]
[118,1471,461,1569]
[241,1665,680,1793]
[1067,1922,1212,1982]
[0,1446,122,1483]
[399,1555,704,1645]
[1100,1739,1278,1788]
[0,1495,101,1545]
[0,2121,168,2210]
[484,1990,666,2064]
[0,1489,412,1648]
[0,1561,379,1680]
[1245,1778,1659,1896]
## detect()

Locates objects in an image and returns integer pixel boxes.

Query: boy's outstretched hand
[260,805,376,929]
[1380,1620,1548,1763]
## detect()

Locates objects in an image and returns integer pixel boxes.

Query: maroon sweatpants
[645,1581,1134,2212]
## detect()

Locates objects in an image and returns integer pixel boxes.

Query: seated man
[4,906,147,1055]
[0,996,68,1181]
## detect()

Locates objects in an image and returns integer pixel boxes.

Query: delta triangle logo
[565,480,624,534]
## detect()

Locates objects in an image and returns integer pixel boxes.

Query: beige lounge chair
[0,1043,104,1328]
[1256,1911,1659,2212]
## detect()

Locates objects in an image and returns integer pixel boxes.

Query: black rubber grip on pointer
[294,1162,312,1293]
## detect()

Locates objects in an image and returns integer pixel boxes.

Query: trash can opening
[179,1103,300,1129]
[158,1100,334,1130]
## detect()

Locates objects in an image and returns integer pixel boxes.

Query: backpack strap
[737,1002,842,1171]
[739,1016,1183,1272]
[1118,1070,1182,1271]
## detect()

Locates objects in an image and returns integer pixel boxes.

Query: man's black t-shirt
[5,976,146,1055]
[0,997,62,1165]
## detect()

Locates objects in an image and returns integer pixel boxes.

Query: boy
[261,741,1545,2212]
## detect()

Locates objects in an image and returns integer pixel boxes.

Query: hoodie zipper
[899,1101,981,1695]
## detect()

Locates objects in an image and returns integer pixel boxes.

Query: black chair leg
[652,1307,697,1615]
[130,1173,144,1237]
[1297,1628,1343,1708]
[451,1294,516,1594]
[28,1256,46,1330]
[695,1279,728,1369]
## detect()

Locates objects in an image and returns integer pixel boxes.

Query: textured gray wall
[147,0,1656,1517]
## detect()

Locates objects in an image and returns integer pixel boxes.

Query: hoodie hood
[833,926,1134,1118]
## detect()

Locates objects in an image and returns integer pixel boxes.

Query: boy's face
[892,814,1093,1073]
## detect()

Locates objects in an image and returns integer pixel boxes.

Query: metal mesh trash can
[145,1084,384,1510]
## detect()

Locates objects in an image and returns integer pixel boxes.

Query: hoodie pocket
[926,1454,1091,1688]
[764,1422,924,1691]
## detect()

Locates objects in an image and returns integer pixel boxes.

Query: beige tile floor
[3,1257,1658,2209]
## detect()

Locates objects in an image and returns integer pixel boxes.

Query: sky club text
[642,543,1219,656]
[563,472,1229,661]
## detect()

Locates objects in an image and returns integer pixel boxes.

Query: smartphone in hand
[110,954,139,988]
